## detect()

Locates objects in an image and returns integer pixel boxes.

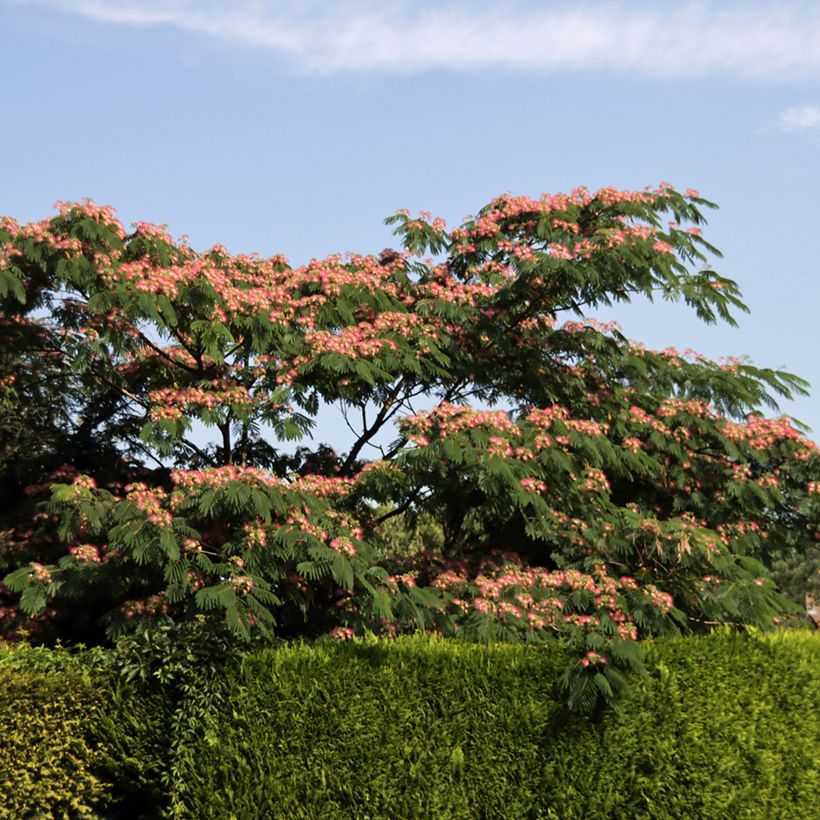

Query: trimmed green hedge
[541,631,819,819]
[1,631,818,818]
[182,638,574,818]
[181,632,819,820]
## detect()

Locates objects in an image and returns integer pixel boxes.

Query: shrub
[542,629,820,819]
[0,647,109,818]
[0,644,170,819]
[1,632,817,818]
[178,631,819,819]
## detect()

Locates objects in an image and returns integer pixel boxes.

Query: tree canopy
[1,185,817,710]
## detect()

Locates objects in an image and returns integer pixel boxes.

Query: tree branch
[135,330,201,374]
[339,378,409,476]
[374,486,427,524]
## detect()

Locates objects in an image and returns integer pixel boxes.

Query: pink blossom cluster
[581,468,610,494]
[281,312,439,378]
[561,318,622,335]
[282,510,328,544]
[628,405,672,435]
[566,418,609,437]
[324,508,364,543]
[29,563,53,584]
[642,584,674,612]
[722,415,815,452]
[454,184,683,238]
[69,544,102,563]
[131,221,173,242]
[149,383,254,421]
[2,216,84,257]
[419,275,498,304]
[547,241,594,261]
[124,483,172,527]
[243,524,267,548]
[103,238,407,335]
[228,575,256,594]
[524,404,569,430]
[390,571,418,589]
[400,403,516,440]
[580,651,608,667]
[715,520,767,546]
[0,241,16,269]
[53,199,125,235]
[121,594,169,619]
[285,507,364,558]
[120,257,222,299]
[171,465,282,491]
[329,536,357,557]
[658,398,712,418]
[756,474,780,490]
[290,474,354,497]
[621,437,643,453]
[487,435,514,457]
[426,555,644,640]
[445,185,693,264]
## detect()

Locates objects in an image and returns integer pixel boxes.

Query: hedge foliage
[181,632,819,820]
[1,631,818,818]
[0,662,106,818]
[0,645,169,819]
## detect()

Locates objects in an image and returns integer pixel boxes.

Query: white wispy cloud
[778,104,820,130]
[13,0,820,78]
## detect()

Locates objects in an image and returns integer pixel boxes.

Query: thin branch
[177,436,215,466]
[128,439,168,470]
[168,328,203,366]
[339,378,409,476]
[374,487,428,524]
[340,403,360,439]
[224,336,248,361]
[119,385,148,408]
[135,330,200,374]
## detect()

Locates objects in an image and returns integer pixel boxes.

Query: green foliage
[770,544,820,626]
[176,632,819,819]
[0,662,107,818]
[371,505,445,558]
[178,636,574,819]
[1,189,818,715]
[112,617,253,817]
[542,630,820,818]
[0,632,817,818]
[0,643,170,818]
[85,681,171,816]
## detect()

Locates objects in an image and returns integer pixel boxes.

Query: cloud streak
[15,0,820,78]
[778,104,820,130]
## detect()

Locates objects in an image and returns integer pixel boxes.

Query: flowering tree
[1,185,817,709]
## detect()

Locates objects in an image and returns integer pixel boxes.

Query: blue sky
[2,0,819,442]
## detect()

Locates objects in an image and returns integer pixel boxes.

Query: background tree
[1,188,817,708]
